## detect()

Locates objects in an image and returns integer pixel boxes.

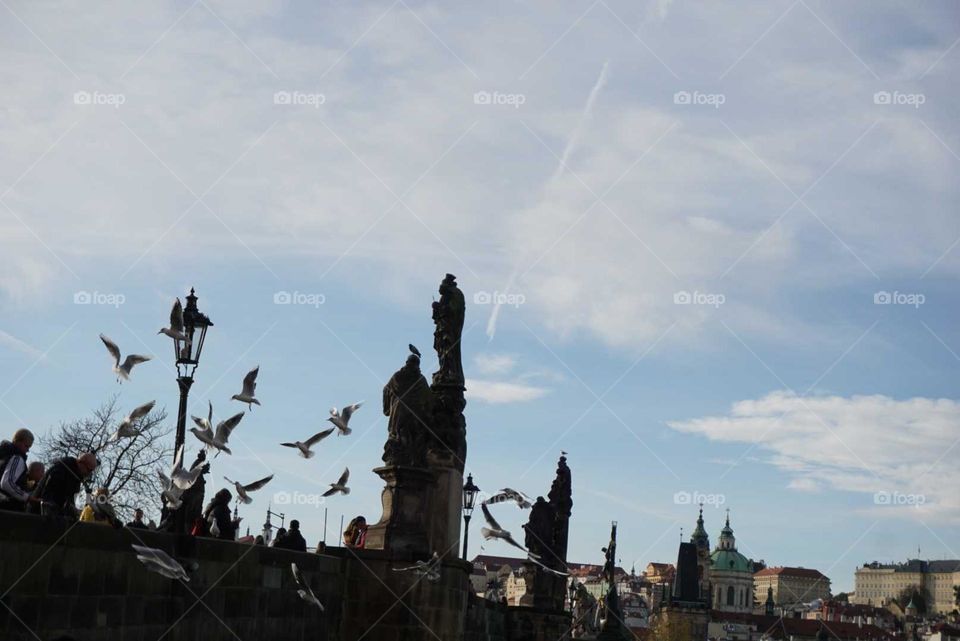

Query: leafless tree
[36,395,172,522]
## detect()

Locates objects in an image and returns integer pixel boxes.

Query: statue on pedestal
[382,351,431,469]
[431,273,465,387]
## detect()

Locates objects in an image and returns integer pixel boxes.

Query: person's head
[27,461,44,482]
[94,487,109,499]
[215,488,232,503]
[134,508,144,521]
[76,452,97,478]
[289,519,300,531]
[355,516,367,528]
[12,428,34,455]
[255,535,264,545]
[276,527,287,538]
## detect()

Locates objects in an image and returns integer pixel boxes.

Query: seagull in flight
[322,468,350,497]
[526,553,569,577]
[158,298,190,343]
[224,474,273,504]
[132,544,190,581]
[170,444,207,491]
[191,400,213,434]
[291,563,324,611]
[328,402,362,436]
[485,488,532,509]
[107,400,156,442]
[281,427,335,459]
[480,503,536,557]
[231,366,261,410]
[191,411,244,456]
[158,469,183,510]
[393,552,441,582]
[99,334,151,383]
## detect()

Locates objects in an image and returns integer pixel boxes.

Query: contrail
[549,60,610,184]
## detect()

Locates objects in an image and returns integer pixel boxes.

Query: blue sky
[1,0,959,593]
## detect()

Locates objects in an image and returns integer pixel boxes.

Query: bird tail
[303,450,315,459]
[242,496,253,505]
[342,488,351,495]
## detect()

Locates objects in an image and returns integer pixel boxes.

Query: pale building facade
[852,559,960,614]
[753,566,831,609]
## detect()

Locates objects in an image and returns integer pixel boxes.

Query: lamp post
[171,288,212,533]
[462,474,480,560]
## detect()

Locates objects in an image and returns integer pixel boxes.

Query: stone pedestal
[426,450,463,559]
[364,465,436,556]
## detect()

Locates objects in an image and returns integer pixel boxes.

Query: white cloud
[668,392,960,522]
[0,329,44,360]
[465,379,549,404]
[473,352,517,376]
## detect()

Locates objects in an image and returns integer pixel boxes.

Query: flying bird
[191,400,213,434]
[485,488,532,509]
[131,544,190,581]
[328,402,362,436]
[393,552,441,582]
[480,503,535,556]
[224,474,273,504]
[158,298,190,343]
[158,470,183,510]
[291,563,324,611]
[231,366,260,410]
[208,513,220,538]
[281,427,335,459]
[99,334,151,383]
[526,553,569,577]
[322,468,350,497]
[408,344,421,358]
[169,444,207,491]
[191,411,244,456]
[107,400,156,442]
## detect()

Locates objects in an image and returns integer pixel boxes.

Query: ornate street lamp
[170,288,211,534]
[462,474,480,560]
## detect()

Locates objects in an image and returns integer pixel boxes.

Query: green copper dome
[710,548,753,573]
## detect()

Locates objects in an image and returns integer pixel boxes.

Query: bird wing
[171,444,184,473]
[170,298,185,333]
[100,334,121,366]
[291,562,307,589]
[127,400,156,423]
[241,366,259,396]
[242,474,273,492]
[280,442,297,448]
[304,428,335,447]
[214,412,244,443]
[207,400,212,425]
[121,354,151,371]
[336,467,350,486]
[480,503,502,531]
[341,402,362,421]
[321,487,338,497]
[132,544,180,571]
[501,533,528,554]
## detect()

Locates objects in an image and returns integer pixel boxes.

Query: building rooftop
[860,559,960,573]
[755,566,828,580]
[711,611,897,641]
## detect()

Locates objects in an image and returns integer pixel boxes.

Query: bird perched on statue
[99,334,151,383]
[328,402,362,436]
[107,400,156,442]
[408,344,421,359]
[224,474,273,504]
[281,427,334,458]
[231,366,260,410]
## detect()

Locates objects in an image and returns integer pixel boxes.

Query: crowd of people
[0,428,371,552]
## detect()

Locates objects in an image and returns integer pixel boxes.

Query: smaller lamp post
[462,474,480,560]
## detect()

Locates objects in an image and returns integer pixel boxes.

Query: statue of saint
[524,497,556,565]
[382,352,431,468]
[432,274,465,386]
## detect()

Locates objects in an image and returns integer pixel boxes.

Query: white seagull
[224,474,273,504]
[526,553,569,577]
[171,448,207,491]
[281,427,335,459]
[131,544,190,581]
[328,402,362,436]
[480,503,535,557]
[158,470,183,509]
[393,552,441,582]
[291,563,324,611]
[191,400,214,435]
[158,298,190,343]
[231,366,261,410]
[322,468,350,497]
[485,488,533,510]
[190,411,244,456]
[107,400,156,442]
[99,334,151,383]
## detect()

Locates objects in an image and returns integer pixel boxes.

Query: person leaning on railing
[0,428,43,512]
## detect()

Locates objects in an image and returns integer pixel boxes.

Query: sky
[1,0,959,593]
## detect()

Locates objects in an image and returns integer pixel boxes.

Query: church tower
[689,503,712,604]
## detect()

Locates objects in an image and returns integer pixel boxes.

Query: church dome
[710,512,752,573]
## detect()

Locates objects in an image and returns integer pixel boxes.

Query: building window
[727,586,735,606]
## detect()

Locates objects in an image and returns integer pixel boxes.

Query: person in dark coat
[32,452,97,518]
[0,429,38,512]
[179,450,209,532]
[126,508,148,529]
[271,527,287,548]
[202,488,235,540]
[274,519,307,552]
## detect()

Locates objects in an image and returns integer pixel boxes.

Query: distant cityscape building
[852,559,960,614]
[710,511,755,613]
[754,566,831,609]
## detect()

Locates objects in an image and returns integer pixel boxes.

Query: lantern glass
[462,474,480,518]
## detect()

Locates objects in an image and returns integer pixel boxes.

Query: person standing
[126,508,148,529]
[275,519,307,551]
[0,429,39,512]
[202,488,235,541]
[33,452,98,518]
